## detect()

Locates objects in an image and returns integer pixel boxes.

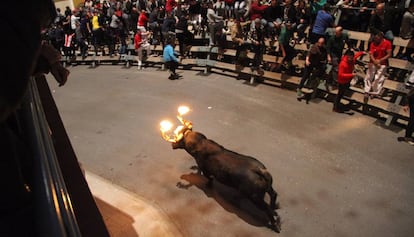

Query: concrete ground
[47,65,414,237]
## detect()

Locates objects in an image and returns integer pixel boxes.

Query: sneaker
[297,88,302,98]
[408,141,414,146]
[397,136,414,142]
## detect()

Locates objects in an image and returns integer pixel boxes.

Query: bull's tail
[256,168,278,210]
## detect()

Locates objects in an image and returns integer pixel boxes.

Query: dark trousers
[165,60,178,74]
[251,44,264,69]
[235,43,250,62]
[298,64,325,89]
[334,83,350,110]
[280,44,296,64]
[176,31,194,56]
[406,103,414,138]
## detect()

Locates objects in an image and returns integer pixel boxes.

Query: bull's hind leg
[250,195,281,233]
[268,188,278,210]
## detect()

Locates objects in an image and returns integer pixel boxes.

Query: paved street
[47,65,414,237]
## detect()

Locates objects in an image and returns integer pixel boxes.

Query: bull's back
[201,150,268,189]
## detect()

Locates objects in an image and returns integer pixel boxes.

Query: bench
[63,30,411,126]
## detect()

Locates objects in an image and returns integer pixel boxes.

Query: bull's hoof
[272,202,281,210]
[271,223,281,233]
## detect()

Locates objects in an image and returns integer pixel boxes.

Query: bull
[171,127,281,232]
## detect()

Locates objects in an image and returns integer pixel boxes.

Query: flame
[178,106,190,116]
[160,106,193,143]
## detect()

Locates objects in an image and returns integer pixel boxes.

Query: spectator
[214,0,226,18]
[282,0,297,25]
[249,18,266,74]
[275,21,296,73]
[91,9,104,55]
[80,10,92,45]
[108,10,122,57]
[338,0,362,31]
[161,11,176,47]
[398,0,414,61]
[136,0,148,13]
[134,28,151,70]
[262,0,283,39]
[309,3,334,44]
[2,0,69,123]
[326,26,350,86]
[295,0,311,43]
[398,86,414,145]
[175,11,194,60]
[356,0,375,33]
[249,0,268,30]
[130,7,139,33]
[122,0,133,32]
[224,0,235,19]
[297,37,331,99]
[147,0,160,13]
[48,23,65,53]
[310,0,326,25]
[70,9,81,32]
[363,31,392,102]
[234,0,249,20]
[231,18,251,69]
[333,49,365,113]
[207,1,224,46]
[55,7,65,25]
[137,9,149,32]
[165,0,177,14]
[369,2,404,42]
[148,6,162,47]
[75,21,88,59]
[163,38,180,80]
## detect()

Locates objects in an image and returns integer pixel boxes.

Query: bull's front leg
[200,169,214,187]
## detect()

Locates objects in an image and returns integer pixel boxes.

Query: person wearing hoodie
[333,49,365,113]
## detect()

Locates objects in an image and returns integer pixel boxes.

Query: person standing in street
[363,31,392,102]
[163,38,181,80]
[333,49,365,113]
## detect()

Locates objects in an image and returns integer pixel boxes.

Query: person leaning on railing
[1,1,70,236]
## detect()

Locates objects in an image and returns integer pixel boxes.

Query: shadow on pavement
[177,171,276,230]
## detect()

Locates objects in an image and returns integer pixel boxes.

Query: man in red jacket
[333,49,365,113]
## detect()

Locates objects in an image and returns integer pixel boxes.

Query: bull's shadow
[177,166,277,229]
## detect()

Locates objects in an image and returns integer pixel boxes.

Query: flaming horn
[160,106,193,143]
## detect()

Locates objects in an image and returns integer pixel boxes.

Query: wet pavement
[48,65,414,237]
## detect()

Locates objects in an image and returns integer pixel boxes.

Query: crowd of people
[41,0,414,143]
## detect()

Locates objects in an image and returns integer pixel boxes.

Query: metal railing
[21,76,82,237]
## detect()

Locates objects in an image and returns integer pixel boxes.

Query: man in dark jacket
[297,37,331,98]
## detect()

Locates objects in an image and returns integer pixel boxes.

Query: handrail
[22,76,82,237]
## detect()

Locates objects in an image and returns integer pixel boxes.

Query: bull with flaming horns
[160,106,281,232]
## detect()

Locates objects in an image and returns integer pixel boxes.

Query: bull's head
[160,106,193,146]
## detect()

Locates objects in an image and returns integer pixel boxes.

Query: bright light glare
[160,120,173,132]
[178,106,190,116]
